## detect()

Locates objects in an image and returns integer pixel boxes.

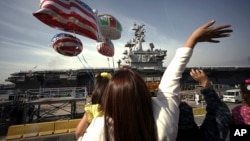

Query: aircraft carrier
[4,23,250,92]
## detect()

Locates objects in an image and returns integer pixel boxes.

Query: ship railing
[25,87,88,100]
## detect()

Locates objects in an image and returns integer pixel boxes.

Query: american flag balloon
[33,0,100,41]
[51,33,83,57]
[97,39,114,57]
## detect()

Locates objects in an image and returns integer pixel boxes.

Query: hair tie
[95,72,112,80]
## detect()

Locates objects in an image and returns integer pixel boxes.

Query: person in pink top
[231,78,250,125]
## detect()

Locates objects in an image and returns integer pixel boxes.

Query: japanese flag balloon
[51,33,83,57]
[98,14,122,40]
[33,0,100,41]
[97,39,114,57]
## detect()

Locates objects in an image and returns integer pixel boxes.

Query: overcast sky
[0,0,249,84]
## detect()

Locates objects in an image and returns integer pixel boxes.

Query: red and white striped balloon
[51,33,83,57]
[96,39,114,57]
[33,0,100,41]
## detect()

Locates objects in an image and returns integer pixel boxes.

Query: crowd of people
[74,20,249,141]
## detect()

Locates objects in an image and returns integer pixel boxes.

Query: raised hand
[190,69,211,89]
[185,20,233,48]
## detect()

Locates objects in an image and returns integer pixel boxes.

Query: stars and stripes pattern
[51,33,83,57]
[33,0,99,40]
[97,40,114,57]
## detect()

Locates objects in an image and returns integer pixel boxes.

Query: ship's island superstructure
[118,23,167,71]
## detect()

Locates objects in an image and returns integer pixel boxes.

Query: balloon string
[107,57,110,68]
[77,55,94,82]
[112,57,115,73]
[71,31,94,82]
[82,54,95,81]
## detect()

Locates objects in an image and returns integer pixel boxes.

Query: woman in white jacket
[80,20,233,141]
